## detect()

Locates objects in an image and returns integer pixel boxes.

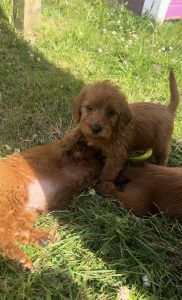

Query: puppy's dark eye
[107,107,116,117]
[86,104,93,112]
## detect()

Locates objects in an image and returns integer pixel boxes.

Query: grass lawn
[0,0,182,299]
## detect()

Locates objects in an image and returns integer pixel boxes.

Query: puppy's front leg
[59,127,85,155]
[95,181,117,196]
[99,154,127,182]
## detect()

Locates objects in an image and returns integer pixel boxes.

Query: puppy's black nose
[91,123,102,134]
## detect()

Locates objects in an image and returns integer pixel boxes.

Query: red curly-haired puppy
[73,69,180,182]
[96,163,182,220]
[0,128,102,270]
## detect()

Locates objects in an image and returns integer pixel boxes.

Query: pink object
[165,0,182,19]
[124,0,182,20]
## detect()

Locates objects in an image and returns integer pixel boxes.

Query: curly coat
[95,163,182,220]
[72,69,180,182]
[0,128,101,270]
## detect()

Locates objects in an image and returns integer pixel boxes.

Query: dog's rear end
[119,164,182,219]
[130,69,180,165]
[96,164,182,219]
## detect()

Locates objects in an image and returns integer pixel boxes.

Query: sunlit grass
[0,0,182,299]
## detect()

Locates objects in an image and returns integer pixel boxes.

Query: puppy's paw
[95,181,116,196]
[39,239,49,247]
[98,172,117,183]
[17,256,34,272]
[30,229,59,247]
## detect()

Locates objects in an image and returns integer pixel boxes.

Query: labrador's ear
[72,95,82,123]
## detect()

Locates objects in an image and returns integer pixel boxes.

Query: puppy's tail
[168,68,180,115]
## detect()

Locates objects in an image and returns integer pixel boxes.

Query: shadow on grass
[0,257,90,300]
[1,5,182,300]
[0,6,83,150]
[168,139,182,167]
[53,194,182,299]
[0,6,87,300]
[2,198,182,299]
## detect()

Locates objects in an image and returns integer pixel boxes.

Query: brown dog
[0,128,102,270]
[96,163,182,220]
[72,69,180,182]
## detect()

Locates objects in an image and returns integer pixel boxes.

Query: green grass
[0,0,182,299]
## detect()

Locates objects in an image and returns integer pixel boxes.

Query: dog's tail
[168,68,180,115]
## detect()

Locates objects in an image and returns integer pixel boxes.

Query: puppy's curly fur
[73,69,180,182]
[96,163,182,220]
[0,128,102,270]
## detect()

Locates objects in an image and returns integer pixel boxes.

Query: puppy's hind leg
[29,227,57,247]
[152,141,171,165]
[95,179,152,215]
[115,181,152,215]
[15,211,56,247]
[0,228,33,271]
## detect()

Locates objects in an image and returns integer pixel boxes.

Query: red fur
[0,128,101,270]
[96,163,182,220]
[73,69,180,182]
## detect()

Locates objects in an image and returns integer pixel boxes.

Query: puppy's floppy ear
[72,95,81,123]
[119,100,133,128]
